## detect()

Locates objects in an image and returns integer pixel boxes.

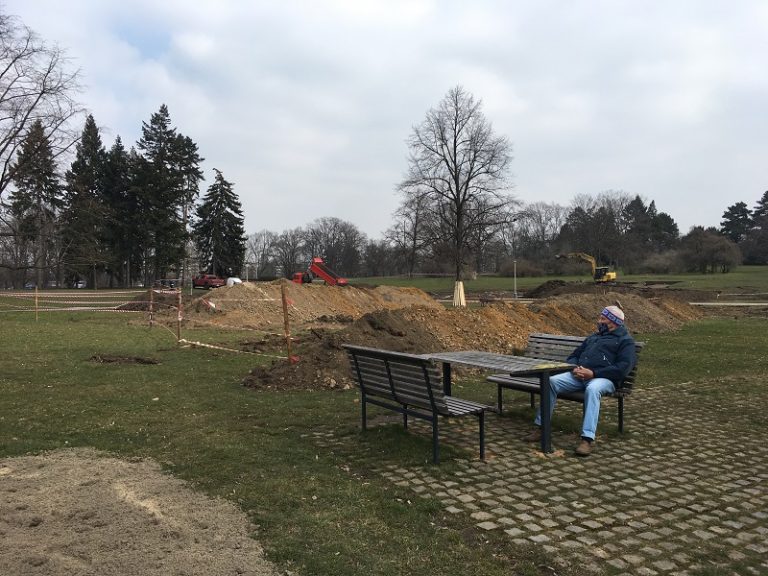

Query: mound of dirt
[188,280,442,330]
[0,448,279,576]
[242,292,702,391]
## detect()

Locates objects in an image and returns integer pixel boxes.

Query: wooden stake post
[176,288,183,342]
[281,281,292,362]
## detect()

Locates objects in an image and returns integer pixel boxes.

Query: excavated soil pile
[187,280,442,331]
[242,291,702,391]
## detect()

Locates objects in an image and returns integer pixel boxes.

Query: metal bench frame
[343,344,489,464]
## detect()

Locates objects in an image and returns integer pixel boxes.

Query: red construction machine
[291,257,348,286]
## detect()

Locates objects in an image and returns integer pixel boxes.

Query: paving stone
[476,521,499,530]
[335,380,768,576]
[528,533,550,543]
[652,560,677,571]
[471,511,494,521]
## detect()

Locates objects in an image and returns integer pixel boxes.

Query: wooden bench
[486,333,644,432]
[343,344,489,464]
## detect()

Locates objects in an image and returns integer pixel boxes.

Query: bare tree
[398,86,513,282]
[508,202,568,259]
[302,217,365,276]
[0,12,83,202]
[559,190,632,265]
[386,191,430,277]
[246,229,277,279]
[273,227,305,278]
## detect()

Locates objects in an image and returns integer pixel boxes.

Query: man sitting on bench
[524,304,637,457]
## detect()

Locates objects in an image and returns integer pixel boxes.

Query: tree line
[0,102,246,289]
[2,12,766,288]
[244,88,765,281]
[0,7,246,289]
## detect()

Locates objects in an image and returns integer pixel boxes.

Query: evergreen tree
[60,115,107,286]
[175,134,204,283]
[101,136,141,286]
[622,196,653,264]
[752,190,768,223]
[649,209,679,252]
[719,201,752,244]
[9,119,61,287]
[193,169,246,277]
[136,104,188,281]
[742,191,768,264]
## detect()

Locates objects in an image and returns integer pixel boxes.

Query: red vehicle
[192,273,226,289]
[291,258,348,286]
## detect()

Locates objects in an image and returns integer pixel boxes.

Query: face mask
[597,322,610,335]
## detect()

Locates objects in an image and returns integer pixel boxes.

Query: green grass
[0,312,562,576]
[1,312,766,575]
[351,264,768,294]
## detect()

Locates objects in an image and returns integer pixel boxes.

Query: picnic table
[422,351,574,454]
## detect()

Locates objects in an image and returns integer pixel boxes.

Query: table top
[423,350,574,376]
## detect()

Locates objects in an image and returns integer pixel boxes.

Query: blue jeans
[533,371,615,440]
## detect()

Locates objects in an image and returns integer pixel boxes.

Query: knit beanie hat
[601,305,625,325]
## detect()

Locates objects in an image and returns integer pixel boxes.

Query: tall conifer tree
[136,104,203,282]
[9,119,61,287]
[60,114,107,286]
[193,169,246,277]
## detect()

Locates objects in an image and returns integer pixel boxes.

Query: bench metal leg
[479,412,485,460]
[497,386,504,413]
[403,406,408,430]
[441,362,452,396]
[432,419,440,464]
[618,397,624,432]
[530,392,536,409]
[361,397,367,430]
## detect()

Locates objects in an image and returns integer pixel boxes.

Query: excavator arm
[555,252,616,283]
[556,253,597,277]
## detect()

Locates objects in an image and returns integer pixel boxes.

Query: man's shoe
[575,438,593,457]
[524,428,542,443]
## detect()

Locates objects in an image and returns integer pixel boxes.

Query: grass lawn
[1,311,766,575]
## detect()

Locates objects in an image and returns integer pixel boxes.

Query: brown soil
[186,280,443,332]
[200,280,705,391]
[0,448,280,576]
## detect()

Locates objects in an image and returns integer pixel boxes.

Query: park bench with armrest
[343,344,490,464]
[486,333,644,432]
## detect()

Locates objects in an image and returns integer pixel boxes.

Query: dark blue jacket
[567,325,636,386]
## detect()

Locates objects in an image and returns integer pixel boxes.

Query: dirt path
[0,448,281,576]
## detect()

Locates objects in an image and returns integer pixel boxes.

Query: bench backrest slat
[525,332,645,390]
[344,345,447,411]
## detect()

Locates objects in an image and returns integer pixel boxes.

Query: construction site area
[163,279,731,391]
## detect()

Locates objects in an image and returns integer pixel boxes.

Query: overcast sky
[5,0,767,238]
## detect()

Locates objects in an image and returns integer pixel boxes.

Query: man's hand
[573,365,594,380]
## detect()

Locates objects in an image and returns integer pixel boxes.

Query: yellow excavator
[556,253,617,283]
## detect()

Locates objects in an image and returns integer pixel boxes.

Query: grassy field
[353,265,768,294]
[1,305,766,574]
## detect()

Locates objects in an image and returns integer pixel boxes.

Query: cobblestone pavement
[314,379,768,575]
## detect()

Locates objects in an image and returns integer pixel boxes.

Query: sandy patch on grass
[0,448,281,576]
